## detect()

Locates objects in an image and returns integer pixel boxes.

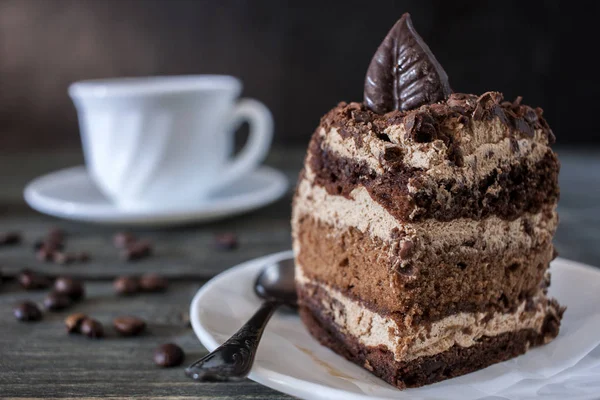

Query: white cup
[69,75,273,210]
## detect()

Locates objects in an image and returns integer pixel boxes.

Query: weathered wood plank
[0,280,292,399]
[0,198,293,280]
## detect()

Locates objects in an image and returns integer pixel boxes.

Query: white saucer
[190,251,600,400]
[24,166,288,226]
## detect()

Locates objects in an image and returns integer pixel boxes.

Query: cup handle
[212,98,273,192]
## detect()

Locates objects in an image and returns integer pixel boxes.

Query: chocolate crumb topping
[321,92,555,151]
[364,13,452,114]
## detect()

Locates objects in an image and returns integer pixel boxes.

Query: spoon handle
[186,300,280,381]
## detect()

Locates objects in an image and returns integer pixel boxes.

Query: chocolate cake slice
[291,13,564,389]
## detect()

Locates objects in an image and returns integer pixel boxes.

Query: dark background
[0,0,597,150]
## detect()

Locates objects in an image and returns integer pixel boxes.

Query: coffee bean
[153,343,184,367]
[54,277,85,301]
[36,247,54,262]
[48,227,66,243]
[53,252,76,265]
[213,233,238,250]
[0,232,21,246]
[14,301,42,321]
[33,240,44,251]
[113,276,140,295]
[113,316,146,336]
[65,313,87,333]
[44,291,72,311]
[80,318,104,338]
[113,232,136,249]
[77,252,91,263]
[18,269,51,290]
[121,240,152,261]
[139,273,168,292]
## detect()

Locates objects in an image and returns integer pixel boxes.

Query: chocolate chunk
[80,318,104,338]
[512,117,534,137]
[523,106,538,123]
[541,272,552,291]
[139,273,168,292]
[448,142,465,167]
[364,13,452,114]
[113,276,140,295]
[463,238,476,247]
[351,110,371,123]
[525,297,537,312]
[18,269,51,290]
[399,240,414,258]
[512,96,523,107]
[44,291,72,311]
[481,312,494,324]
[14,301,43,321]
[522,219,534,236]
[473,92,508,125]
[403,112,437,142]
[380,144,404,169]
[54,277,85,301]
[447,93,477,112]
[113,316,146,337]
[395,263,415,277]
[213,233,238,250]
[153,343,184,367]
[65,313,88,333]
[0,231,21,246]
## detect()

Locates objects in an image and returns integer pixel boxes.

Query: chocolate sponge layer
[295,214,555,324]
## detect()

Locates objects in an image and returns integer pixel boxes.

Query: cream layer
[318,123,552,183]
[292,165,558,252]
[296,266,554,362]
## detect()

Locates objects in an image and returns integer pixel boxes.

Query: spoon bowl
[186,256,297,382]
[254,258,296,305]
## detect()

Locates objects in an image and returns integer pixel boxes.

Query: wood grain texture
[0,281,291,398]
[0,150,304,280]
[0,149,303,398]
[0,208,293,280]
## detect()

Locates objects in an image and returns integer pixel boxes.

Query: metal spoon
[185,257,296,382]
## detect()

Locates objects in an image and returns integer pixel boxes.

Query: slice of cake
[292,13,564,389]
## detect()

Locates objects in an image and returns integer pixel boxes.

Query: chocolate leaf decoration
[364,13,452,114]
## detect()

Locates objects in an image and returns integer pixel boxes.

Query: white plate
[24,166,288,226]
[190,251,600,400]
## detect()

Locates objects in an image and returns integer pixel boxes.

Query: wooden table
[1,147,598,399]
